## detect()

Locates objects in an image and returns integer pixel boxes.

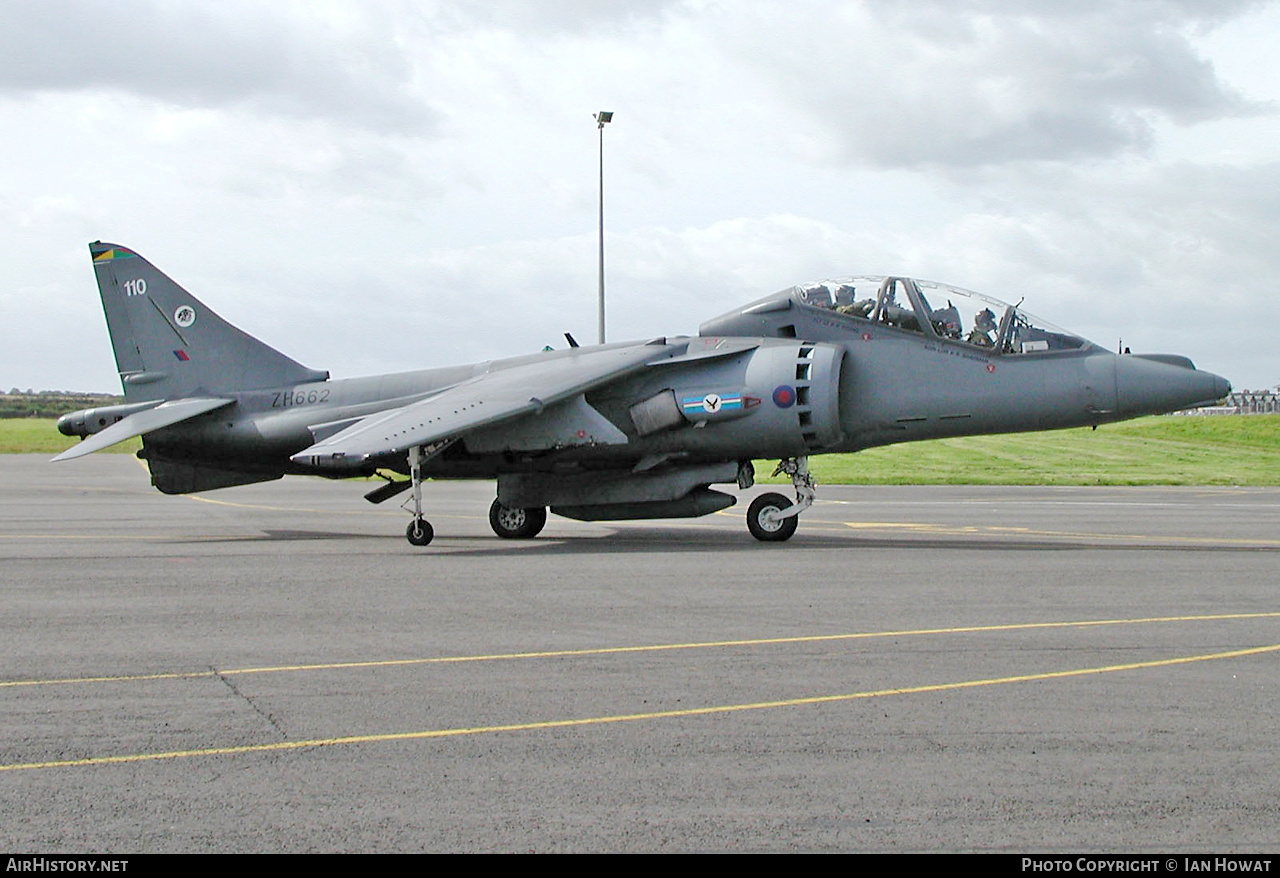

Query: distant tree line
[0,391,122,419]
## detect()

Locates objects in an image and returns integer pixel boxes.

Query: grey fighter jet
[56,242,1230,546]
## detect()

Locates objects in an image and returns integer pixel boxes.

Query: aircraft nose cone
[1115,355,1231,416]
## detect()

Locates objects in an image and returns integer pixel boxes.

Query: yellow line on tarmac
[184,494,401,517]
[3,611,1278,689]
[3,641,1277,772]
[0,534,188,541]
[840,520,1280,547]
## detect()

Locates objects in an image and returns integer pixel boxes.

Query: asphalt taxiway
[2,454,1279,852]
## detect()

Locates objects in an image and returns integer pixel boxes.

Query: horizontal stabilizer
[52,397,233,462]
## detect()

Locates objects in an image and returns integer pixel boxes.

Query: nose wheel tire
[747,492,799,542]
[489,500,548,539]
[406,518,434,547]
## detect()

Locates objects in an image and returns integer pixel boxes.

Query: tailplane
[89,242,328,402]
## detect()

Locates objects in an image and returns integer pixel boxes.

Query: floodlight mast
[595,111,613,345]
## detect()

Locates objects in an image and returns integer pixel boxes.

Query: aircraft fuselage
[134,320,1225,483]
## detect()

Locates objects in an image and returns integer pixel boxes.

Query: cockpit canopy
[794,276,1092,355]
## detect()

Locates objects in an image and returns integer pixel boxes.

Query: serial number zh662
[272,389,330,408]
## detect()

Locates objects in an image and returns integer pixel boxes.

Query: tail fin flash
[90,242,328,401]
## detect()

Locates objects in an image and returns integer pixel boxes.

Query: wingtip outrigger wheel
[404,444,432,547]
[746,456,815,542]
[406,517,433,546]
[400,439,458,546]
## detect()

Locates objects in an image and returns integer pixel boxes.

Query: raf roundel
[174,305,197,328]
[772,385,796,408]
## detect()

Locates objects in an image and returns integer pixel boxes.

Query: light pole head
[595,111,613,129]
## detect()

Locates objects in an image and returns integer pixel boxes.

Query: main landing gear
[489,500,547,539]
[398,441,550,546]
[746,456,815,543]
[398,447,816,546]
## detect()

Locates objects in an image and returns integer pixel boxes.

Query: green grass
[0,393,122,419]
[772,415,1280,486]
[5,415,1277,485]
[0,419,140,455]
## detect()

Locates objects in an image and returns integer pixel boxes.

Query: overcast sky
[3,0,1277,393]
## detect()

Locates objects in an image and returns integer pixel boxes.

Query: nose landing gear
[746,456,815,542]
[747,492,799,541]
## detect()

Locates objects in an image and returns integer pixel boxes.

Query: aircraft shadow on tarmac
[170,527,1277,556]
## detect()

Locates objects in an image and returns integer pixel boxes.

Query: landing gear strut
[401,440,455,547]
[405,445,432,547]
[746,456,815,543]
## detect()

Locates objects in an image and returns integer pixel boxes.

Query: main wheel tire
[489,500,547,539]
[406,518,434,546]
[747,492,799,542]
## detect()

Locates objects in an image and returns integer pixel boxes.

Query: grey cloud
[0,1,437,133]
[727,0,1268,168]
[430,0,683,35]
[919,157,1280,384]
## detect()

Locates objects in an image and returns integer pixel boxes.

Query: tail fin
[90,242,328,401]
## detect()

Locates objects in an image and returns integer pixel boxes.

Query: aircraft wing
[293,342,673,468]
[51,397,234,462]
